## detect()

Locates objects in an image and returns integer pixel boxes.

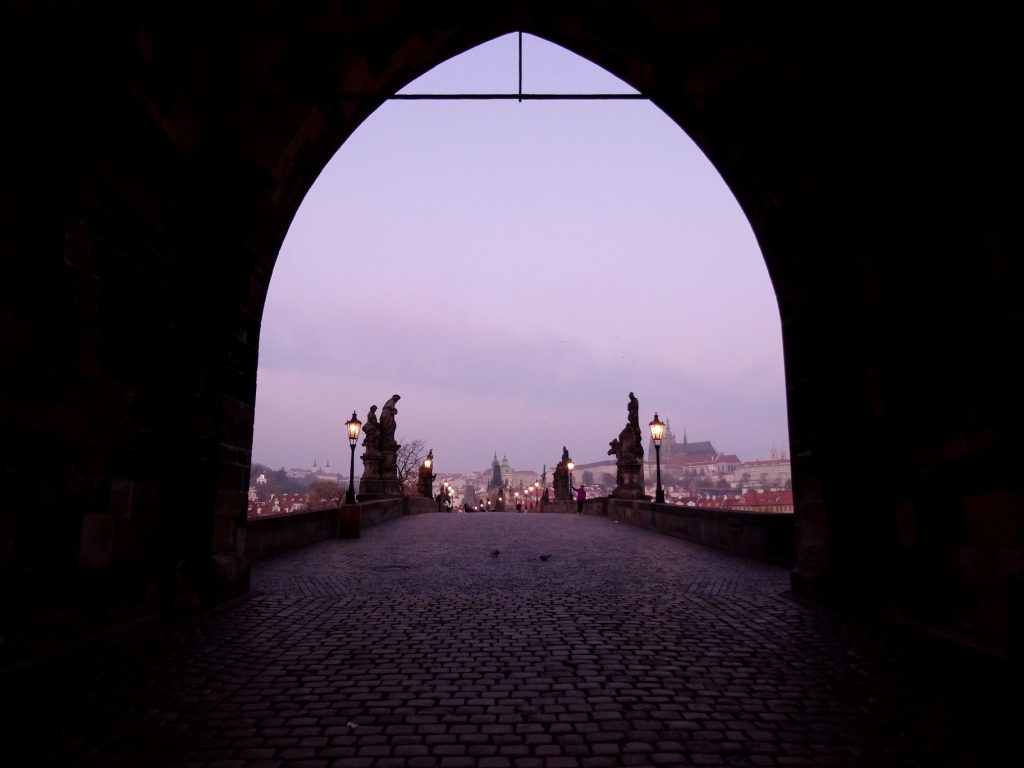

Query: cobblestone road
[4,512,1019,766]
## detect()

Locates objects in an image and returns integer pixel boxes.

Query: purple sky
[253,34,788,475]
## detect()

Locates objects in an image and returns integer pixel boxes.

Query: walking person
[574,483,586,514]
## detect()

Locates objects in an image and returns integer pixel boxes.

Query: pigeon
[539,554,551,561]
[346,721,358,730]
[490,549,500,557]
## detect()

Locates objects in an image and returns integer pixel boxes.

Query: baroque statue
[609,392,647,499]
[380,393,400,448]
[362,404,380,456]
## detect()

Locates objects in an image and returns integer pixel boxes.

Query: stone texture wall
[246,497,441,563]
[0,2,1020,658]
[546,499,794,566]
[246,508,339,563]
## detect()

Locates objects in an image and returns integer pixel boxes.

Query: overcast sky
[253,33,789,475]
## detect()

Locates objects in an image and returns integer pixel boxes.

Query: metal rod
[518,31,523,103]
[346,442,357,504]
[655,443,665,505]
[384,93,647,100]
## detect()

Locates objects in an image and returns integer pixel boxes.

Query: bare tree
[395,437,428,495]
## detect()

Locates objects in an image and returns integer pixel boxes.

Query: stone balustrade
[245,496,439,562]
[543,497,794,566]
[246,494,793,566]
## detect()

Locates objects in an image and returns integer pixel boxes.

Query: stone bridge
[3,510,1017,766]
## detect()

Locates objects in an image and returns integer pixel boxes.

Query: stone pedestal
[379,444,402,497]
[336,503,361,539]
[417,465,435,497]
[553,463,570,501]
[612,460,647,500]
[358,453,383,500]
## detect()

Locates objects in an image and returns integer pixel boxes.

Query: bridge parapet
[542,497,794,566]
[245,496,439,562]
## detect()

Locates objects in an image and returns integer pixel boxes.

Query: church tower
[488,452,504,491]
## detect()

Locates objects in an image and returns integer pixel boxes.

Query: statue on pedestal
[378,394,402,497]
[417,449,436,497]
[609,392,647,499]
[553,446,571,501]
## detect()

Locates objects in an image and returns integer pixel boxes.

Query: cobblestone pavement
[4,512,1020,767]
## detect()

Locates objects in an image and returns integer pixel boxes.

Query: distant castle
[646,422,717,465]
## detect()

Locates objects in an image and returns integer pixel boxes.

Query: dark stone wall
[245,497,439,562]
[550,499,795,567]
[0,2,1020,659]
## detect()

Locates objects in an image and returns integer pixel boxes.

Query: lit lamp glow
[567,459,575,500]
[345,411,362,504]
[649,412,665,504]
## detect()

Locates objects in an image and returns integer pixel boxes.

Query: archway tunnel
[1,3,1020,668]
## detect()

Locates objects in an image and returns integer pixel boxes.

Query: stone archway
[1,3,1019,658]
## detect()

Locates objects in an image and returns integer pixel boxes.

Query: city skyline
[253,33,789,474]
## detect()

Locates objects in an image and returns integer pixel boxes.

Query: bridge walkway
[3,511,1018,766]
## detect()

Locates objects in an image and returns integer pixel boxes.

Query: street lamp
[567,458,575,499]
[345,411,362,504]
[419,449,436,498]
[649,412,665,504]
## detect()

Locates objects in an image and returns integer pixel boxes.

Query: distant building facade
[285,458,342,485]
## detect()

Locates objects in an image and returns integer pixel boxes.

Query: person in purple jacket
[574,483,586,514]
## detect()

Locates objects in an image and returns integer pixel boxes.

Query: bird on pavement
[490,549,500,557]
[539,554,551,561]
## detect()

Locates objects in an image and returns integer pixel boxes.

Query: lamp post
[345,411,362,504]
[419,449,436,498]
[567,459,575,500]
[649,412,665,504]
